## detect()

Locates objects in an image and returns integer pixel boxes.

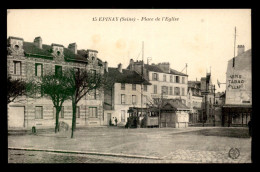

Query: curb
[8,147,163,160]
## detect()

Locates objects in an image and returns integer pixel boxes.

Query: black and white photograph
[7,9,252,163]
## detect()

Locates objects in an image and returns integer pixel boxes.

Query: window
[121,83,125,90]
[170,75,173,82]
[144,85,147,92]
[76,106,80,118]
[175,76,180,83]
[53,106,64,118]
[169,87,173,95]
[13,61,21,75]
[89,107,97,118]
[153,73,158,81]
[55,65,62,76]
[132,84,136,91]
[35,63,43,76]
[174,87,180,95]
[182,77,185,84]
[154,85,157,94]
[35,106,43,119]
[182,88,185,96]
[121,110,125,122]
[121,94,125,104]
[163,75,166,81]
[132,95,136,104]
[162,86,168,95]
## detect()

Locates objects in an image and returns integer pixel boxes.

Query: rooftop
[106,67,151,85]
[20,41,102,64]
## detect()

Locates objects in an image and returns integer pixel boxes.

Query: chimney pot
[237,45,245,56]
[118,63,122,73]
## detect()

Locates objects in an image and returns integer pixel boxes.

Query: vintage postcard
[7,9,251,163]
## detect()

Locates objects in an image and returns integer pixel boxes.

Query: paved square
[8,127,251,163]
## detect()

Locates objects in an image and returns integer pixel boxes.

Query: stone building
[103,63,151,126]
[7,36,105,129]
[222,45,252,126]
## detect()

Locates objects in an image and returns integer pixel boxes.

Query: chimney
[157,62,170,73]
[237,45,245,56]
[34,37,42,49]
[104,61,108,73]
[118,63,122,73]
[68,43,77,54]
[129,59,134,70]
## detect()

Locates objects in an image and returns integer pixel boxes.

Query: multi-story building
[200,73,215,123]
[187,80,203,123]
[7,36,105,129]
[222,45,252,126]
[103,63,151,126]
[127,59,188,106]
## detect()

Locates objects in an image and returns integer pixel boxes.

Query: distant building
[103,63,151,126]
[7,36,105,129]
[187,80,203,123]
[222,45,252,126]
[200,73,215,123]
[127,59,188,106]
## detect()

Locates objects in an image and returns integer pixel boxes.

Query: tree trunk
[71,96,77,138]
[55,107,61,133]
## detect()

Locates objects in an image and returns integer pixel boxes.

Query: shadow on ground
[176,127,250,138]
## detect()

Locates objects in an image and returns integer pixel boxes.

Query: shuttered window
[35,106,43,119]
[35,63,43,76]
[89,107,97,118]
[14,61,21,75]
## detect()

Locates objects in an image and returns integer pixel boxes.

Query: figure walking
[115,117,118,126]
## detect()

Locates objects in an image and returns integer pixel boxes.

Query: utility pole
[141,41,144,120]
[213,85,216,126]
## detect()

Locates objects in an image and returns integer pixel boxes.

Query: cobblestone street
[8,127,252,163]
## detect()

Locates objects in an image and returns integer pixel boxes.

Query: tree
[27,72,73,133]
[7,76,27,104]
[66,69,105,138]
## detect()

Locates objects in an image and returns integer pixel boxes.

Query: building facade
[7,36,105,129]
[103,63,151,126]
[128,60,188,107]
[187,81,203,123]
[222,45,252,126]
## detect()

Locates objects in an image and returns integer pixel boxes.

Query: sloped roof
[127,63,188,76]
[162,99,190,110]
[106,67,151,85]
[188,81,201,88]
[22,41,102,64]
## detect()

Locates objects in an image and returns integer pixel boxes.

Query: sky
[7,9,251,92]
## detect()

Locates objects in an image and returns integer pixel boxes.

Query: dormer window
[57,51,61,56]
[92,56,95,61]
[14,45,19,50]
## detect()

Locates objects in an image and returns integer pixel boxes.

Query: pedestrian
[115,117,118,126]
[248,120,252,137]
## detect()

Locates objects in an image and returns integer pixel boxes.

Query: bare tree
[66,69,106,138]
[27,72,73,133]
[7,76,27,104]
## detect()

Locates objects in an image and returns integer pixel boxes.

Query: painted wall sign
[227,74,245,89]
